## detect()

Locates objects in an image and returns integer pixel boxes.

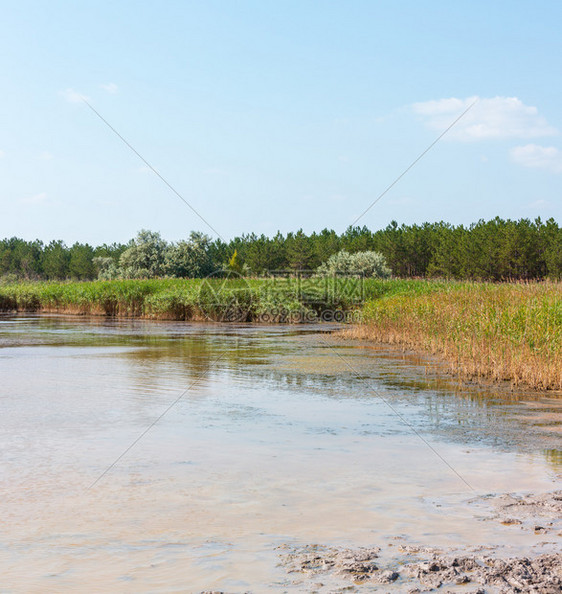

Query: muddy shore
[201,491,562,593]
[278,545,561,593]
[275,491,562,593]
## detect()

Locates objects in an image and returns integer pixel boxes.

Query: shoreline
[2,307,561,395]
[336,331,562,397]
[343,282,562,392]
[278,490,562,592]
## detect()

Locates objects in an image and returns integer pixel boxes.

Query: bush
[317,250,392,278]
[119,230,168,278]
[164,232,212,278]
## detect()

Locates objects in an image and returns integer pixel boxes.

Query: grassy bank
[0,278,227,319]
[344,282,561,391]
[1,278,559,390]
[0,277,418,321]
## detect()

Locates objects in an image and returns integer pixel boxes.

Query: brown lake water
[0,315,560,592]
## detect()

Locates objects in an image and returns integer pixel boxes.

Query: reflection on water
[0,314,560,592]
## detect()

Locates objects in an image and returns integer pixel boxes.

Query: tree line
[1,217,560,281]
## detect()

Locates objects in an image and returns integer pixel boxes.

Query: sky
[0,0,561,245]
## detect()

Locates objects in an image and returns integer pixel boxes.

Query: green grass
[0,277,436,319]
[0,277,453,322]
[0,277,344,321]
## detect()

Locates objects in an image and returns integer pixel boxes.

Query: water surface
[1,315,560,592]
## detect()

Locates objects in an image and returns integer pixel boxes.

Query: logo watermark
[197,270,253,322]
[197,269,364,323]
[260,270,364,305]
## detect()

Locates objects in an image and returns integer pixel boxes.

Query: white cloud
[100,82,118,94]
[0,150,5,159]
[413,96,557,141]
[39,151,54,160]
[510,144,562,173]
[529,199,550,208]
[20,192,48,205]
[60,88,89,103]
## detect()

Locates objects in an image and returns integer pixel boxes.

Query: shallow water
[0,315,560,592]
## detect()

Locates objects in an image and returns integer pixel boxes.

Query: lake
[1,315,560,591]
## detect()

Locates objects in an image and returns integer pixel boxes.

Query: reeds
[0,277,417,321]
[345,282,562,391]
[0,279,204,318]
[0,278,317,321]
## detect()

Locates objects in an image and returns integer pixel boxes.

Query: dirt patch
[277,544,393,584]
[277,544,562,593]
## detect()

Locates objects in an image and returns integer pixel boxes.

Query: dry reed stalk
[343,282,561,391]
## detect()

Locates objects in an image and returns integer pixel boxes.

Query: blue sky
[0,0,560,244]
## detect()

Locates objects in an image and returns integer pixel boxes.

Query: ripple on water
[0,314,560,591]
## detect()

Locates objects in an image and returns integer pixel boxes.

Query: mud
[277,544,561,593]
[274,492,562,593]
[481,491,562,535]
